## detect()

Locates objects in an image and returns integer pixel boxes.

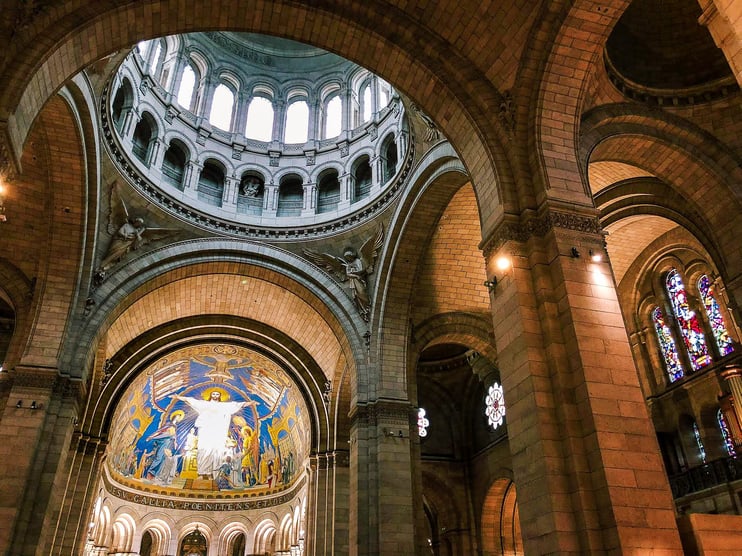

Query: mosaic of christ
[106,344,310,496]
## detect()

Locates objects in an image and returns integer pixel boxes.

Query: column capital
[721,365,742,380]
[481,204,603,259]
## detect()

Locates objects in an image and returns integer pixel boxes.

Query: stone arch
[373,142,471,397]
[581,103,742,282]
[61,240,365,400]
[84,315,333,460]
[480,476,523,556]
[521,0,632,203]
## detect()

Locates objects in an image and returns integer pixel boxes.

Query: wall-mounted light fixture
[384,428,405,438]
[589,249,603,262]
[571,247,580,258]
[483,277,498,292]
[15,400,42,410]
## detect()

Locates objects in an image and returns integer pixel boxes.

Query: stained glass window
[652,307,685,382]
[698,275,734,357]
[417,408,429,437]
[693,422,706,463]
[485,382,506,430]
[666,269,711,370]
[718,409,736,457]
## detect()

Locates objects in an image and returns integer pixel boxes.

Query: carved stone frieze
[481,209,602,258]
[11,365,59,389]
[350,398,413,427]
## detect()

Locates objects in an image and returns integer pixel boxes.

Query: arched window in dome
[111,79,134,133]
[284,100,309,144]
[698,274,734,357]
[245,97,274,142]
[150,40,164,78]
[378,78,392,110]
[237,172,264,216]
[132,113,157,166]
[317,169,340,214]
[324,95,342,139]
[381,134,398,183]
[197,160,225,207]
[177,65,196,111]
[651,306,685,383]
[718,409,736,457]
[209,83,235,131]
[161,140,188,190]
[352,156,372,203]
[666,269,711,370]
[692,421,707,463]
[137,40,150,59]
[361,82,372,123]
[277,175,303,217]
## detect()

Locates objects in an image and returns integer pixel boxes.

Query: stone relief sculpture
[303,224,384,321]
[96,183,177,280]
[410,103,440,142]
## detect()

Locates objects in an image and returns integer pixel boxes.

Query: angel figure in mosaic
[97,183,177,275]
[303,225,384,321]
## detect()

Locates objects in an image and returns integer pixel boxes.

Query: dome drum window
[197,161,226,207]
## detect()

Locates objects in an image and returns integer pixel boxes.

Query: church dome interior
[2,1,742,555]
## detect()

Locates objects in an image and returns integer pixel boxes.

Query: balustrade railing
[669,455,742,498]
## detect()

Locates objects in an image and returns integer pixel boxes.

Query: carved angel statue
[97,184,177,274]
[303,225,384,321]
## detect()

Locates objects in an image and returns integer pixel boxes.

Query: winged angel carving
[303,225,384,321]
[96,184,177,277]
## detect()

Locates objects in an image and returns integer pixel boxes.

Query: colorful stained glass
[485,383,506,430]
[417,408,429,438]
[666,270,711,370]
[698,275,734,357]
[718,409,737,457]
[652,306,685,382]
[693,422,706,463]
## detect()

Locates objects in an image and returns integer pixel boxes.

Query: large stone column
[0,367,69,555]
[483,207,684,555]
[349,399,417,556]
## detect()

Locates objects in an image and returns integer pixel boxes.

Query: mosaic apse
[107,343,310,496]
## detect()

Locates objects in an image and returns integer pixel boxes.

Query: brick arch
[0,0,517,236]
[61,241,364,386]
[12,95,87,369]
[373,148,471,398]
[480,476,523,556]
[517,0,632,204]
[411,312,497,369]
